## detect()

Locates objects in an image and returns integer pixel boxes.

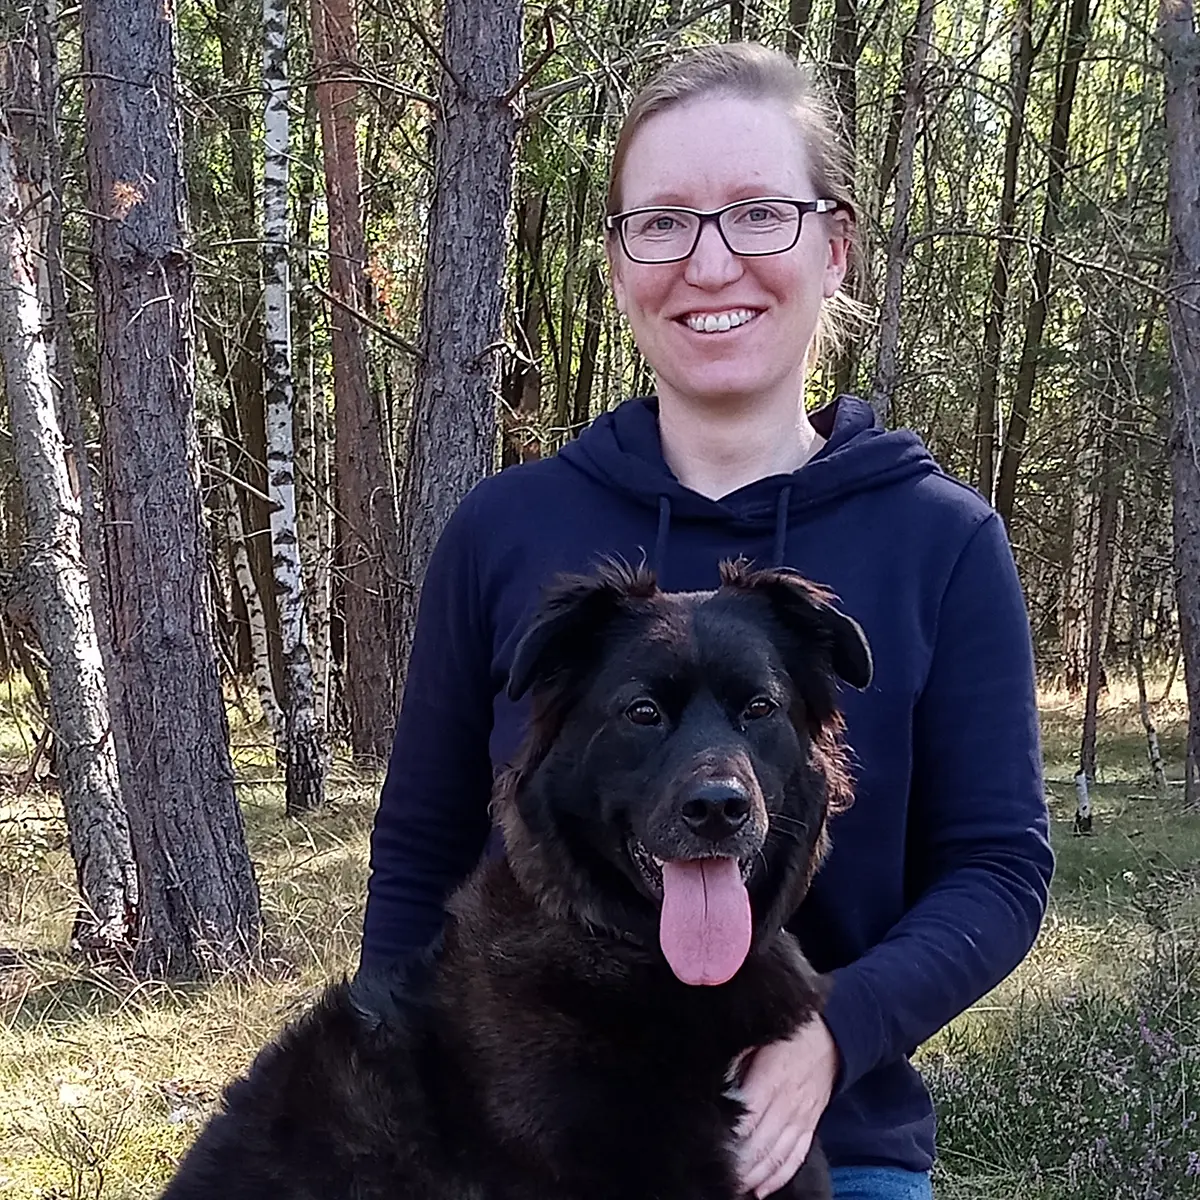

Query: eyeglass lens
[621,200,803,262]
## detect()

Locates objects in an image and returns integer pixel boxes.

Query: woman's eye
[625,699,663,726]
[743,697,777,721]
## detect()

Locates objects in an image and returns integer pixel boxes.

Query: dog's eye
[625,700,662,726]
[743,697,777,721]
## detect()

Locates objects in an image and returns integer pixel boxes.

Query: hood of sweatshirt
[557,395,941,568]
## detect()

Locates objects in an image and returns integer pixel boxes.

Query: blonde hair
[606,42,870,366]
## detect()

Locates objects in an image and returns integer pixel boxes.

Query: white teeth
[686,308,756,333]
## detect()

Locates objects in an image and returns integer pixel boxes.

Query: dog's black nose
[680,781,752,841]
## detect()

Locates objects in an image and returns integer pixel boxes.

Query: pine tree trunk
[398,0,521,678]
[311,0,401,760]
[82,0,262,979]
[868,0,936,420]
[994,0,1091,526]
[975,0,1033,501]
[263,0,324,813]
[1161,0,1200,806]
[0,79,136,954]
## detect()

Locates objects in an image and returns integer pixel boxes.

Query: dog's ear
[720,562,872,690]
[507,562,658,701]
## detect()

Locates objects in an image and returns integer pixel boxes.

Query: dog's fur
[162,561,871,1200]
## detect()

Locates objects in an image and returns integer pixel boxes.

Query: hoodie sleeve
[359,491,496,973]
[821,512,1053,1094]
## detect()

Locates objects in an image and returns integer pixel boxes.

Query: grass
[0,672,1196,1198]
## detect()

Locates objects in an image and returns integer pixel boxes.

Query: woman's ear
[822,228,850,299]
[822,208,852,298]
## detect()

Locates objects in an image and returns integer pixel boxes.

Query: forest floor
[0,672,1195,1199]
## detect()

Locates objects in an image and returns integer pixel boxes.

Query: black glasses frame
[603,197,846,264]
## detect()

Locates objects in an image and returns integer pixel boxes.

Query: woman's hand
[734,1016,839,1198]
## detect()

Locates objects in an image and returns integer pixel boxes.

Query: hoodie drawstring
[654,495,672,581]
[772,485,792,566]
[657,487,789,581]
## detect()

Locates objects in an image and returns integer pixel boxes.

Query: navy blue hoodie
[362,395,1053,1173]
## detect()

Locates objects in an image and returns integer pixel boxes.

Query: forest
[1,0,1199,1195]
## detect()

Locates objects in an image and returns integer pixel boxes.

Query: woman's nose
[683,220,744,289]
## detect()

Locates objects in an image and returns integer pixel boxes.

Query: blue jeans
[829,1166,933,1200]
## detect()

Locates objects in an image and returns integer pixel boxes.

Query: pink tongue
[659,858,752,986]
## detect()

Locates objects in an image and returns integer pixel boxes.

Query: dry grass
[0,669,1194,1198]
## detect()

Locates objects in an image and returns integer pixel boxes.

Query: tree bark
[214,430,283,741]
[829,0,860,397]
[293,53,333,727]
[209,5,281,696]
[0,54,137,954]
[1078,410,1120,782]
[785,0,816,58]
[829,0,859,165]
[975,0,1034,501]
[994,0,1091,526]
[503,189,546,467]
[312,0,401,760]
[868,0,936,420]
[398,0,521,676]
[82,0,261,978]
[1161,0,1200,804]
[1132,593,1168,796]
[263,0,325,813]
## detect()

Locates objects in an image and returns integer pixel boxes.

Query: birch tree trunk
[398,0,521,678]
[263,0,324,813]
[293,63,332,725]
[82,0,261,978]
[869,0,936,420]
[0,71,136,954]
[215,428,283,742]
[1161,0,1200,804]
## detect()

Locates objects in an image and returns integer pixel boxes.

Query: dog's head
[496,560,871,987]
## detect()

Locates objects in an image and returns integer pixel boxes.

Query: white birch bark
[0,109,136,952]
[214,427,284,744]
[264,0,325,812]
[293,85,333,729]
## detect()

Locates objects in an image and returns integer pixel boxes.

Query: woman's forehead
[617,96,815,208]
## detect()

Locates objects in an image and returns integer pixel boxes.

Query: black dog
[162,561,871,1200]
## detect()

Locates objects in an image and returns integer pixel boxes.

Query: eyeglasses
[604,197,845,264]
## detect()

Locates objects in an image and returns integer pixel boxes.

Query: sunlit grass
[0,670,1195,1197]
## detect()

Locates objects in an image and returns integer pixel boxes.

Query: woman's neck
[657,389,826,500]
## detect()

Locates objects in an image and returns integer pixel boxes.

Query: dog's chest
[459,958,811,1200]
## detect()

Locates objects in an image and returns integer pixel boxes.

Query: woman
[361,42,1053,1200]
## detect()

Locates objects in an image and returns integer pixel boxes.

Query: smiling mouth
[681,308,761,334]
[626,835,754,896]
